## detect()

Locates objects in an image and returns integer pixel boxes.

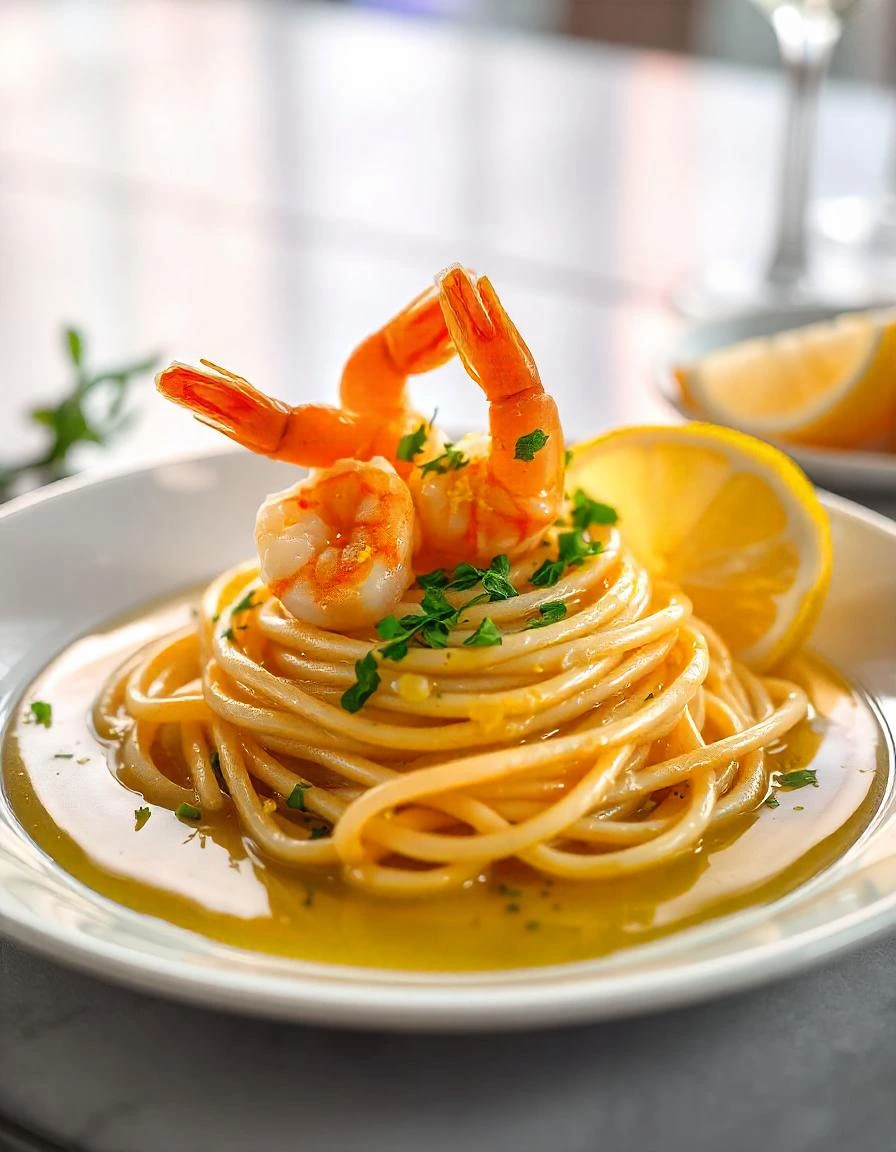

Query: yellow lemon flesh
[674,309,896,450]
[567,424,832,670]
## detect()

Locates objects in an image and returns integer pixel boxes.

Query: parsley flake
[28,701,52,728]
[570,488,618,531]
[134,806,151,830]
[564,448,573,467]
[464,617,502,647]
[763,794,780,809]
[220,626,235,642]
[287,783,311,811]
[526,601,567,629]
[778,769,819,790]
[53,752,74,760]
[309,825,330,840]
[396,422,428,462]
[514,428,549,461]
[419,443,469,476]
[232,590,259,615]
[341,652,381,712]
[175,802,201,821]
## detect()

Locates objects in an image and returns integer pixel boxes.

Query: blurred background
[0,0,894,503]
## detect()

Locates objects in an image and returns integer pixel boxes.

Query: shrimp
[157,266,566,627]
[255,456,415,631]
[411,265,565,565]
[156,283,454,478]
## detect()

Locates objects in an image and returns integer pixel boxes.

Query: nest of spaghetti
[95,522,807,897]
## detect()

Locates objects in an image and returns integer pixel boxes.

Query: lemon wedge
[674,309,896,450]
[567,424,832,670]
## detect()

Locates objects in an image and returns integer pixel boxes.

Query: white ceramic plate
[1,451,895,1032]
[655,305,896,495]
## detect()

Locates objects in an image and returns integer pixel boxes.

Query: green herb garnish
[220,627,235,642]
[514,428,550,461]
[309,825,330,840]
[0,327,159,501]
[340,653,381,712]
[287,783,310,811]
[396,422,428,462]
[763,794,780,809]
[526,601,567,629]
[28,701,53,728]
[464,617,502,647]
[564,448,573,467]
[778,769,819,790]
[232,590,259,615]
[531,531,603,588]
[134,806,151,831]
[419,443,469,476]
[175,803,201,821]
[53,752,74,760]
[570,488,618,531]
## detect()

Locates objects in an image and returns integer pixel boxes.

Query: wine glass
[677,0,867,318]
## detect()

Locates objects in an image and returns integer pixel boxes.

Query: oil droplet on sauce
[1,595,889,972]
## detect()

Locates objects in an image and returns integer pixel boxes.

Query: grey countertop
[3,934,896,1152]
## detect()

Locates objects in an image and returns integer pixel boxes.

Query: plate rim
[1,454,896,1032]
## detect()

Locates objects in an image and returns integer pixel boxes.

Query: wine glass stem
[767,16,840,287]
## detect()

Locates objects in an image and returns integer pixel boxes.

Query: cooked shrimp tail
[157,360,387,468]
[438,267,564,502]
[340,284,455,416]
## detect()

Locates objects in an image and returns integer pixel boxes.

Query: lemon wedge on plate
[567,424,832,670]
[674,309,896,450]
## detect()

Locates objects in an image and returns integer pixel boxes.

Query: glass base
[672,254,895,321]
[814,195,896,254]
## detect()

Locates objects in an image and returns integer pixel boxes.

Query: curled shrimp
[157,266,566,626]
[410,265,565,565]
[256,457,415,631]
[157,286,453,477]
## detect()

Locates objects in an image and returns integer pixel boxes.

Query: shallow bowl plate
[1,451,895,1031]
[655,305,896,495]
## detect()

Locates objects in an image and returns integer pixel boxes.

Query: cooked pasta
[93,523,806,897]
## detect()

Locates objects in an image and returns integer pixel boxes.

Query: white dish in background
[655,305,896,495]
[0,451,895,1032]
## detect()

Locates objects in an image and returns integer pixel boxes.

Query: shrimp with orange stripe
[156,266,565,629]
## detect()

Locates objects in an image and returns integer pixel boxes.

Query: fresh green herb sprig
[28,701,53,728]
[526,601,567,629]
[777,769,819,790]
[570,489,618,531]
[397,422,428,462]
[531,531,604,588]
[514,428,549,462]
[419,442,469,476]
[0,327,159,501]
[341,555,520,711]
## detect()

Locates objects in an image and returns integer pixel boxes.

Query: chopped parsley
[570,488,618,531]
[514,428,549,462]
[53,752,74,760]
[286,783,311,811]
[763,794,780,809]
[220,626,235,642]
[526,601,567,629]
[778,769,818,790]
[396,422,428,462]
[134,806,151,830]
[498,883,522,898]
[232,590,259,615]
[419,442,469,476]
[340,653,381,713]
[531,531,603,588]
[564,448,573,467]
[464,617,502,647]
[175,802,201,821]
[28,701,52,728]
[309,825,330,840]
